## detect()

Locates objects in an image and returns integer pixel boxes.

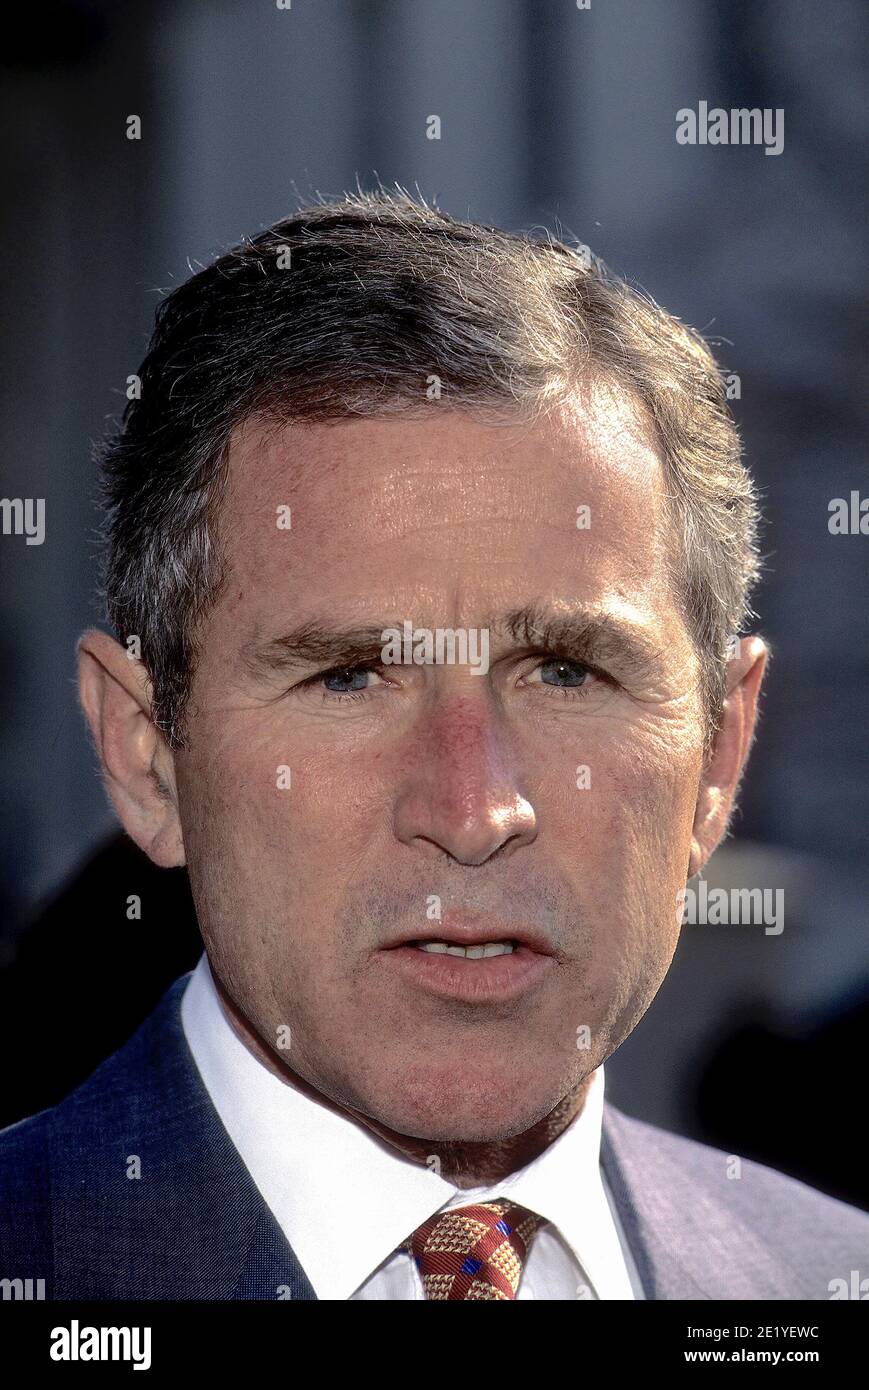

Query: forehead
[218,382,674,622]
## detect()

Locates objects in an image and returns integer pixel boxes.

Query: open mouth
[379,929,552,1002]
[409,939,518,958]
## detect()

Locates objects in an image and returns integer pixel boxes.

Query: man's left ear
[688,635,768,878]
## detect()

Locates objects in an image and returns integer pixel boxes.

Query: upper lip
[382,917,554,956]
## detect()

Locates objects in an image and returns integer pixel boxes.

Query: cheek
[545,723,700,969]
[177,726,387,924]
[557,714,702,862]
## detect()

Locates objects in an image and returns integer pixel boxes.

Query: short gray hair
[99,187,761,751]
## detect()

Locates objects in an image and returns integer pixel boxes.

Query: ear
[77,628,186,867]
[688,635,767,878]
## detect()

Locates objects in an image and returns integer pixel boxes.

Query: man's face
[173,382,707,1142]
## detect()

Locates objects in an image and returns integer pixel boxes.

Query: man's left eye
[534,658,591,688]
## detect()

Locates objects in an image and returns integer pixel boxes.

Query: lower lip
[379,944,552,1003]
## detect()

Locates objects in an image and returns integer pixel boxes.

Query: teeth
[415,941,515,958]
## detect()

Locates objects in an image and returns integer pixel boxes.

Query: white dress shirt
[180,952,645,1300]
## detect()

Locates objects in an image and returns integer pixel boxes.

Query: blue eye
[322,666,374,693]
[538,659,590,688]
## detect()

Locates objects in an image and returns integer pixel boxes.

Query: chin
[364,1057,565,1144]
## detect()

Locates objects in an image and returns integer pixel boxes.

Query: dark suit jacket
[1,973,867,1299]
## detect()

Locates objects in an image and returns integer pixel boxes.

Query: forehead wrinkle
[226,414,350,523]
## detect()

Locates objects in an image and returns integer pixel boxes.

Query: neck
[211,969,593,1187]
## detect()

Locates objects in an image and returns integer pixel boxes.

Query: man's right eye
[320,665,377,693]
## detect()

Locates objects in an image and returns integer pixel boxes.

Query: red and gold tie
[406,1199,546,1300]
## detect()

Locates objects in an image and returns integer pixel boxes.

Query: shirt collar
[181,951,619,1299]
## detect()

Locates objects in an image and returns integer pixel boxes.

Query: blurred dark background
[0,0,867,1207]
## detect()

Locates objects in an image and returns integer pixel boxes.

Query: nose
[393,693,538,865]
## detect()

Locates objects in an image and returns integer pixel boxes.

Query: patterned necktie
[406,1199,546,1300]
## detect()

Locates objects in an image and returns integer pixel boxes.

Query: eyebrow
[239,603,663,684]
[498,604,662,681]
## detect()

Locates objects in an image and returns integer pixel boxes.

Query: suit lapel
[600,1101,708,1298]
[600,1100,799,1299]
[49,974,317,1300]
